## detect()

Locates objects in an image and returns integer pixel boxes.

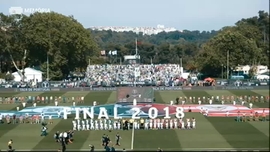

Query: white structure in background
[234,65,269,80]
[255,65,269,80]
[256,65,269,75]
[0,78,5,84]
[12,67,43,82]
[178,66,197,80]
[90,25,179,35]
[235,65,269,75]
[255,74,269,80]
[235,65,251,75]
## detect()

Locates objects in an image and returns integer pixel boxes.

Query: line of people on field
[201,107,269,121]
[1,95,269,104]
[173,95,269,105]
[235,110,268,122]
[0,96,85,104]
[100,133,122,151]
[72,118,196,131]
[0,112,55,124]
[53,130,123,152]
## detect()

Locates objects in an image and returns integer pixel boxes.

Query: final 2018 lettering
[63,106,185,119]
[130,107,185,119]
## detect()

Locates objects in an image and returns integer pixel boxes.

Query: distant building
[235,65,251,75]
[256,65,269,75]
[12,67,43,82]
[89,25,180,35]
[234,65,269,75]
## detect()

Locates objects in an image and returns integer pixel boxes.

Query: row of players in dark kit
[53,130,74,152]
[99,133,160,152]
[53,130,123,152]
[101,133,122,151]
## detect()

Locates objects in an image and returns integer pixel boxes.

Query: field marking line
[8,149,132,151]
[130,123,135,150]
[10,148,269,151]
[181,148,270,150]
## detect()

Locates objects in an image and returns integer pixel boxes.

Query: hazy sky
[0,0,269,31]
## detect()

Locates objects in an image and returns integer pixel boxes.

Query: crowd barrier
[0,86,268,92]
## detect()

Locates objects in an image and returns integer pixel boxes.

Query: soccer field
[0,89,269,151]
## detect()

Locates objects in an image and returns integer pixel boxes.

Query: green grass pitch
[0,90,269,151]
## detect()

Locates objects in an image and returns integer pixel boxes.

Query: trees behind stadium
[0,11,268,80]
[0,12,97,80]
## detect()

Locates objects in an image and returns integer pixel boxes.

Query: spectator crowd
[1,64,268,88]
[85,64,197,87]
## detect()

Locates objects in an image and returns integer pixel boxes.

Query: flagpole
[47,15,51,81]
[47,34,50,81]
[46,53,49,81]
[134,67,136,87]
[134,38,137,87]
[116,51,117,65]
[180,57,182,78]
[135,38,138,55]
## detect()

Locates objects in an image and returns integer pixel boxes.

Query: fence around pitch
[0,85,268,92]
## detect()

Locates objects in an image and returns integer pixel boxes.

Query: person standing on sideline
[157,147,163,152]
[115,133,121,146]
[12,114,16,124]
[8,139,13,152]
[111,145,116,151]
[0,113,3,124]
[60,133,67,152]
[89,144,95,152]
[41,123,48,136]
[236,111,241,122]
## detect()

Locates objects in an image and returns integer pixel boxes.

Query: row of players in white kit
[72,119,120,131]
[72,118,196,130]
[171,98,251,107]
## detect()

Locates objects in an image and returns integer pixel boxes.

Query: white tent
[12,67,43,82]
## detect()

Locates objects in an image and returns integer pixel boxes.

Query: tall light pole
[135,38,138,55]
[221,64,223,79]
[226,50,229,79]
[134,39,137,87]
[0,18,3,73]
[0,55,2,73]
[46,51,49,81]
[47,15,51,81]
